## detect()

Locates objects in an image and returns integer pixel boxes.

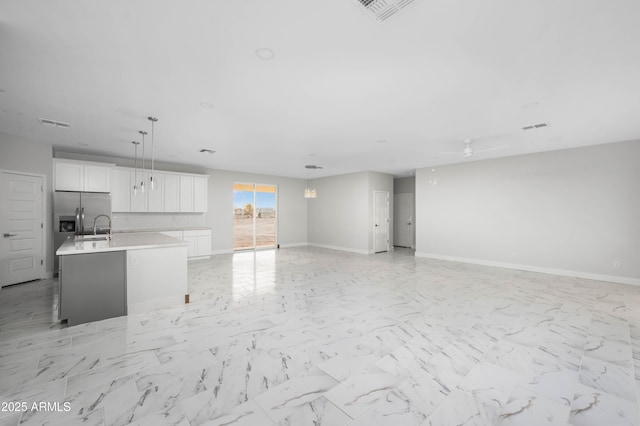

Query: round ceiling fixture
[255,48,275,60]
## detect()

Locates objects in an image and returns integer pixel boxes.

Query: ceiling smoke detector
[354,0,420,22]
[39,118,71,129]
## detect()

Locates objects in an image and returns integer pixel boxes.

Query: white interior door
[0,172,45,286]
[373,190,389,253]
[394,193,413,248]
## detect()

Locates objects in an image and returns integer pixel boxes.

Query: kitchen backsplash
[112,213,206,231]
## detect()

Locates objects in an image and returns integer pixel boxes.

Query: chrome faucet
[93,214,112,240]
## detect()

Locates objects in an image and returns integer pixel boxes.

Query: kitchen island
[56,232,188,325]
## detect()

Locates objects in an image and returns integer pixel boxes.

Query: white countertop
[56,232,188,256]
[114,227,211,233]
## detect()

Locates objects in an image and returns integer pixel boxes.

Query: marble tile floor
[1,246,640,425]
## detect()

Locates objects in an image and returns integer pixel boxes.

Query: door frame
[373,190,390,253]
[0,169,47,286]
[393,193,413,248]
[232,182,278,251]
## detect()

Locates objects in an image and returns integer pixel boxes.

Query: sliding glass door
[233,183,277,250]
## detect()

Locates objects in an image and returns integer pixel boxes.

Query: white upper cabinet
[147,173,164,212]
[179,176,194,213]
[111,168,130,212]
[194,176,208,213]
[54,159,113,192]
[164,174,180,213]
[110,166,207,213]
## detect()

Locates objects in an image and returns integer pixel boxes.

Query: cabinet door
[196,235,211,256]
[55,161,84,191]
[179,176,194,212]
[194,176,208,212]
[183,236,197,257]
[111,168,131,212]
[130,171,148,212]
[84,165,112,193]
[147,173,164,212]
[164,174,180,213]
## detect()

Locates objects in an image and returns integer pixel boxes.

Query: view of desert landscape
[233,214,276,249]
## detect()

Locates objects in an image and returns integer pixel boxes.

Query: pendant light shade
[148,117,158,190]
[303,165,321,198]
[132,141,140,195]
[303,187,317,199]
[138,131,147,193]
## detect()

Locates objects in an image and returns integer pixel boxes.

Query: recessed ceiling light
[255,48,275,60]
[200,102,214,109]
[376,139,387,144]
[199,149,216,154]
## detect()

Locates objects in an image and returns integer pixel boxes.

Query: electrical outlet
[613,260,621,269]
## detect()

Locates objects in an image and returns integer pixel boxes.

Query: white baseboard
[308,243,371,255]
[278,243,308,248]
[415,252,640,286]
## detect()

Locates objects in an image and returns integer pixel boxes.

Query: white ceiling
[1,0,639,178]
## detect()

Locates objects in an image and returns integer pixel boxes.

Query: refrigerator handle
[81,207,85,235]
[75,208,80,236]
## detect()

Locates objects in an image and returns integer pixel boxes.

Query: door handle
[75,208,80,236]
[81,208,85,234]
[3,233,17,238]
[407,222,412,225]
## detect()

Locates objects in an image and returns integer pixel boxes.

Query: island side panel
[126,246,188,314]
[59,251,127,326]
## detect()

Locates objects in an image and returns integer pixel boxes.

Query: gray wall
[307,172,370,254]
[0,133,54,275]
[415,140,640,285]
[55,151,308,253]
[307,171,394,254]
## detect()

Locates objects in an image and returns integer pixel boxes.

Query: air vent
[199,149,216,154]
[305,165,323,169]
[522,123,549,131]
[354,0,419,22]
[39,118,71,129]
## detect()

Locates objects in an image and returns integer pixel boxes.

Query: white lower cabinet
[158,230,211,258]
[183,230,211,257]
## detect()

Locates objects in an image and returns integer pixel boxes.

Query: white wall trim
[415,252,640,286]
[308,243,371,255]
[279,243,308,249]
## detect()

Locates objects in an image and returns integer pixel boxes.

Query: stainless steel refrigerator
[53,191,111,271]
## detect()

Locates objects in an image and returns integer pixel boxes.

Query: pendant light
[138,130,147,193]
[148,117,158,190]
[303,165,321,198]
[132,141,140,195]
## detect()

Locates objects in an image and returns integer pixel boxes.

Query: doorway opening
[233,183,277,250]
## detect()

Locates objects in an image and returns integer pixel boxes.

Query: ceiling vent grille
[354,0,419,22]
[39,118,71,129]
[522,123,549,131]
